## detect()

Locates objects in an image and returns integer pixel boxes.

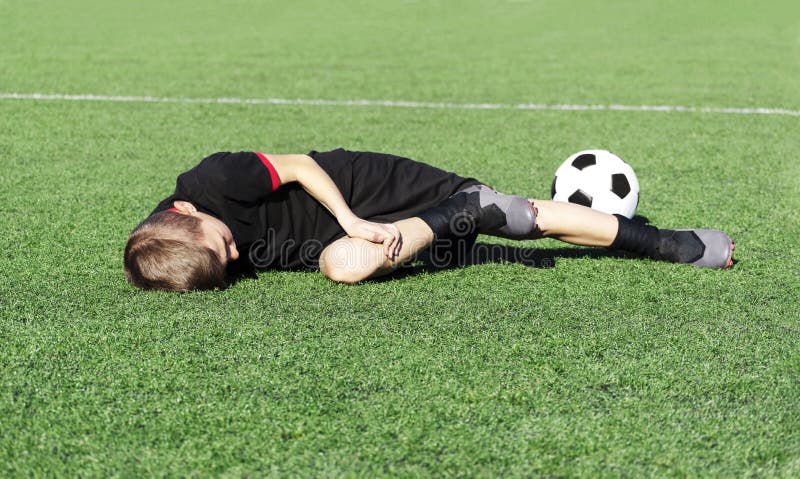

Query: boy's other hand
[341,217,403,260]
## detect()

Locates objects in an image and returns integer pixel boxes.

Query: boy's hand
[274,155,402,260]
[341,216,403,260]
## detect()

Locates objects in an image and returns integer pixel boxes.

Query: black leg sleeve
[609,214,661,259]
[610,214,706,263]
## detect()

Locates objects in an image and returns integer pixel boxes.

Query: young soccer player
[124,149,734,291]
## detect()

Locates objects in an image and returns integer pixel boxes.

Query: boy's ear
[172,201,197,214]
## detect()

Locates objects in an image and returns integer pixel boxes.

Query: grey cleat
[660,229,735,269]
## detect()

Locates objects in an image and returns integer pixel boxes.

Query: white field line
[1,92,799,117]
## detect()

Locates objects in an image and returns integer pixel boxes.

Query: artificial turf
[1,0,799,476]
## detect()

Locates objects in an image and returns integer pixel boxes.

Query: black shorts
[312,149,481,224]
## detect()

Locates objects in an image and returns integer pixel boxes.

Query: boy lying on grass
[124,149,733,292]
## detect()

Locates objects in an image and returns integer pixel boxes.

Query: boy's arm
[268,154,402,259]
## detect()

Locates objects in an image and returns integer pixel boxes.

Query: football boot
[657,229,734,269]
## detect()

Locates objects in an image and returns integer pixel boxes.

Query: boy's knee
[319,240,381,284]
[459,185,538,239]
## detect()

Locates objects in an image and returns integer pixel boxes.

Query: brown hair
[124,211,228,292]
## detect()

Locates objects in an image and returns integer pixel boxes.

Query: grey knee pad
[459,185,537,239]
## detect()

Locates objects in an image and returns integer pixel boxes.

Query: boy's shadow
[469,242,629,268]
[231,215,652,285]
[378,242,631,281]
[230,243,630,285]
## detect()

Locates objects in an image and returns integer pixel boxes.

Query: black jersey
[153,149,478,269]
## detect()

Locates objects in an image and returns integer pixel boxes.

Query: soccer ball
[550,150,639,218]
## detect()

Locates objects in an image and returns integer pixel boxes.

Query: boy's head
[124,201,240,292]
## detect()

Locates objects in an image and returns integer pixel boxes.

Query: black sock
[417,192,481,267]
[609,214,661,258]
[417,192,480,240]
[610,215,705,263]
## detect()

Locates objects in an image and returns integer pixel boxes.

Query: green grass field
[2,0,800,476]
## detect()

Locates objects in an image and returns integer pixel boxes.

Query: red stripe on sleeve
[254,151,280,192]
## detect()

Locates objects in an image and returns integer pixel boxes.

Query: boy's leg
[520,198,732,267]
[444,185,733,268]
[320,187,733,283]
[319,198,618,284]
[423,184,618,246]
[319,217,435,284]
[531,199,618,245]
[430,185,733,268]
[531,199,733,267]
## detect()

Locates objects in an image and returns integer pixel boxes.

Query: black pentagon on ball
[568,189,593,208]
[571,153,596,170]
[550,176,558,198]
[611,173,632,199]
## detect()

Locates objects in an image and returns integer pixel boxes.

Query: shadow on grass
[227,214,660,286]
[227,242,633,287]
[369,242,633,282]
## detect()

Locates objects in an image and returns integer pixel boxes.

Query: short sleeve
[175,151,280,205]
[150,194,181,215]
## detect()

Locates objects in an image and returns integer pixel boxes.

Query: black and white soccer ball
[551,150,640,218]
